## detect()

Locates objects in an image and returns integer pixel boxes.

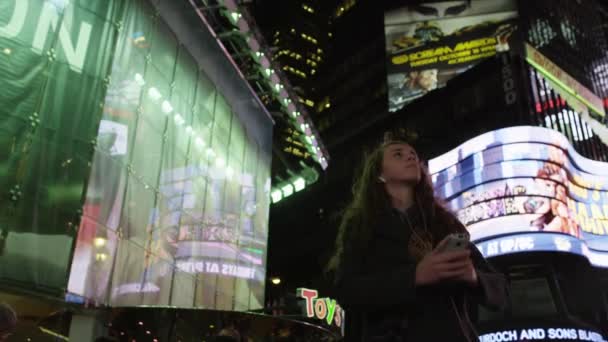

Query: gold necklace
[400,203,434,260]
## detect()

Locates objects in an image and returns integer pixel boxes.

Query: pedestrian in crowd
[0,303,17,341]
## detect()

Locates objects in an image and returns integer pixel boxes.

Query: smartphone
[438,233,469,253]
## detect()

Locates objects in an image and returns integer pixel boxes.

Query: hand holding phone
[415,233,477,286]
[436,233,469,253]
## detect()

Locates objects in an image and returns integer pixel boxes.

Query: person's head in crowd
[0,303,17,341]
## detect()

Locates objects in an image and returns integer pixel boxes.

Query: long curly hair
[326,138,467,274]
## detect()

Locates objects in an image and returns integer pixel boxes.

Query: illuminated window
[317,97,330,112]
[300,33,318,45]
[311,69,316,75]
[302,4,315,13]
[286,67,307,79]
[335,0,356,17]
[305,99,315,107]
[317,48,323,54]
[290,28,296,34]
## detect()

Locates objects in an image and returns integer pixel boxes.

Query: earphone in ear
[378,176,386,183]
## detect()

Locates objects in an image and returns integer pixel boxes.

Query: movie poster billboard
[429,126,608,265]
[385,0,518,112]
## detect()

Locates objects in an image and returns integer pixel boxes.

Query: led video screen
[385,0,518,112]
[0,0,272,310]
[429,126,608,265]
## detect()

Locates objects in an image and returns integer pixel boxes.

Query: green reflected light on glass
[226,166,234,178]
[148,87,161,101]
[161,100,173,114]
[271,190,283,203]
[195,137,205,148]
[230,12,241,23]
[206,148,216,159]
[281,184,293,197]
[174,113,185,125]
[293,177,305,192]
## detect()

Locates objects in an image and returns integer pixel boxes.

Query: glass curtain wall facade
[0,0,272,311]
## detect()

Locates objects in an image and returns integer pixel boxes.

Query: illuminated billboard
[385,0,518,112]
[0,0,272,310]
[429,126,608,266]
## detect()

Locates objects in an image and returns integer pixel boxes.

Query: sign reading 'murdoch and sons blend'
[479,327,605,342]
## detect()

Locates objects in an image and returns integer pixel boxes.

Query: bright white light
[271,277,281,285]
[206,148,216,159]
[293,177,306,192]
[174,114,185,126]
[215,157,226,168]
[94,237,106,248]
[195,137,205,148]
[147,87,161,101]
[185,126,193,134]
[230,12,241,22]
[271,190,282,203]
[226,167,234,178]
[282,184,294,197]
[161,100,173,114]
[134,73,145,86]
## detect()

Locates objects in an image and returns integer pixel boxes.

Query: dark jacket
[334,206,506,341]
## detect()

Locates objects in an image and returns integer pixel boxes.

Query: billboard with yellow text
[385,0,518,111]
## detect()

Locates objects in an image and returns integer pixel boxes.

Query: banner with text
[385,0,518,112]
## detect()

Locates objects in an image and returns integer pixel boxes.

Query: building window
[335,0,356,17]
[300,33,318,45]
[302,4,315,13]
[285,66,307,79]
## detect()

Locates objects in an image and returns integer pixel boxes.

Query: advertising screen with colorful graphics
[0,0,272,310]
[385,0,518,112]
[429,126,608,265]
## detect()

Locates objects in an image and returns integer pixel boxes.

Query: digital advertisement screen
[429,126,608,265]
[479,325,606,342]
[384,0,518,112]
[0,0,271,309]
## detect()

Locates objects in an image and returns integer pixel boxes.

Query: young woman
[327,135,506,341]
